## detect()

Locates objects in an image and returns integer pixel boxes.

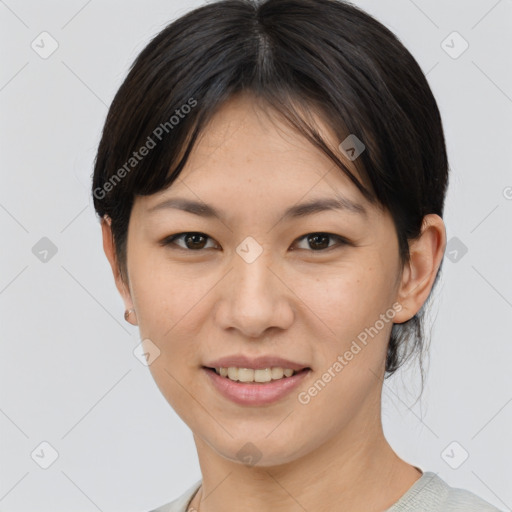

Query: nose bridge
[235,246,271,296]
[233,240,274,306]
[218,239,292,337]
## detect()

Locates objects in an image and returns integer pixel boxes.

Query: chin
[211,436,308,468]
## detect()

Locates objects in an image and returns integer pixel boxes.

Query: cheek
[128,250,202,337]
[127,256,219,404]
[290,263,395,388]
[290,270,392,422]
[293,262,391,333]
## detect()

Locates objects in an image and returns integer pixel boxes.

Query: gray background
[1,0,511,511]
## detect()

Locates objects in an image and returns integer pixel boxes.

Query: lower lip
[203,367,311,406]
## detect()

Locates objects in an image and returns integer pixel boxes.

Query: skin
[102,92,446,512]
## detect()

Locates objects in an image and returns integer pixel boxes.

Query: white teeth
[214,367,299,382]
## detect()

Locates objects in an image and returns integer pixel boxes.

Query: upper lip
[203,355,310,371]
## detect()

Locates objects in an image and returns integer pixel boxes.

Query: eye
[160,231,348,252]
[160,232,218,251]
[293,232,348,252]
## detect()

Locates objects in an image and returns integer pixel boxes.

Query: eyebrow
[147,195,367,221]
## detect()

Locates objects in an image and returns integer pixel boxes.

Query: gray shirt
[150,471,503,511]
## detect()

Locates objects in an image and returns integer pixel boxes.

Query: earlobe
[393,214,446,324]
[101,215,138,325]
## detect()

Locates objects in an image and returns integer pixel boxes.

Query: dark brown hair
[92,0,449,381]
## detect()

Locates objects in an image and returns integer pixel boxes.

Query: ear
[393,214,446,324]
[101,215,138,326]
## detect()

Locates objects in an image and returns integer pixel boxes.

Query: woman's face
[117,94,411,466]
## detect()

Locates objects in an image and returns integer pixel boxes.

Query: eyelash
[159,232,349,253]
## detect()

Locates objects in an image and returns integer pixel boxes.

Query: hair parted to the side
[91,0,449,385]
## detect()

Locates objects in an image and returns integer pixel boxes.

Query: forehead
[193,95,337,159]
[168,94,364,196]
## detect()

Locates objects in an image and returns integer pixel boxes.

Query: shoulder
[440,479,503,512]
[148,479,202,512]
[386,471,503,512]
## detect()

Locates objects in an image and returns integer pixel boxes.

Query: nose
[215,247,294,338]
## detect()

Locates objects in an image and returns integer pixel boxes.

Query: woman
[92,0,502,510]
